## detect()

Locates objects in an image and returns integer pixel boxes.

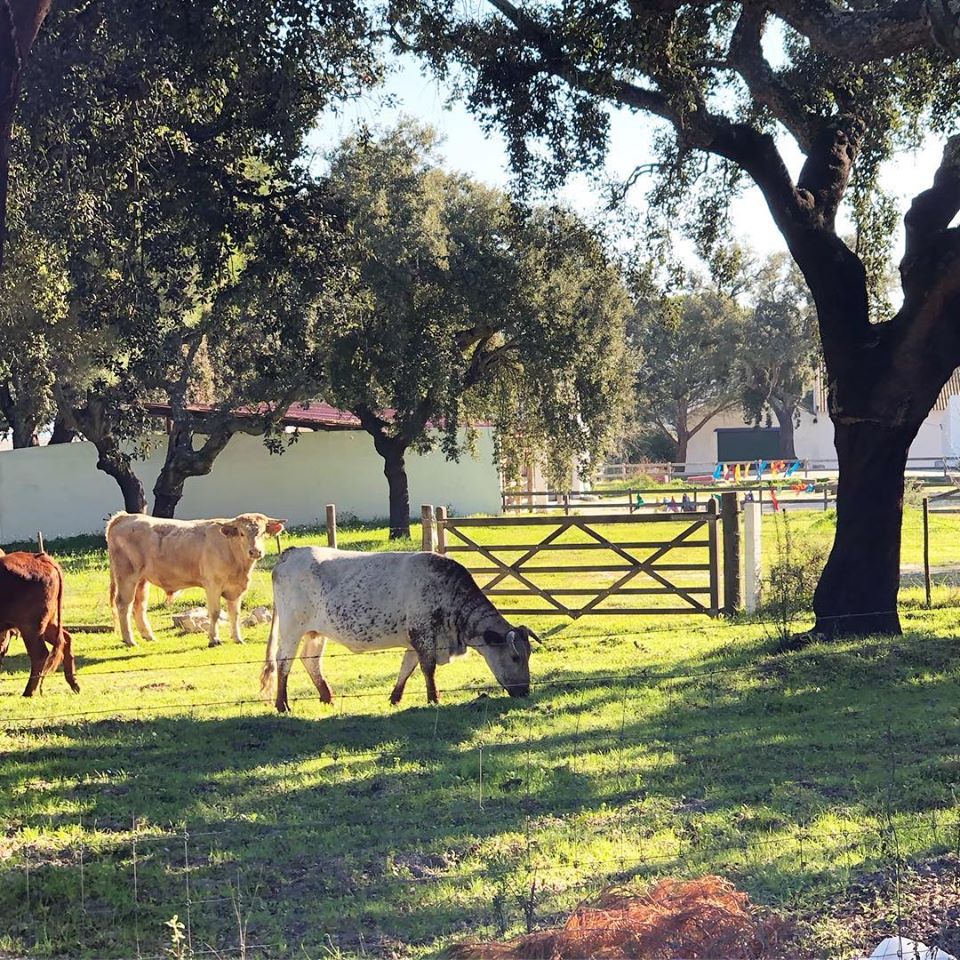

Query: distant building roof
[144,401,492,431]
[145,401,364,431]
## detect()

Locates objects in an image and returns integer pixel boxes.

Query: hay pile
[447,876,790,959]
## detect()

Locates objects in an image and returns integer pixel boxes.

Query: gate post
[721,491,742,613]
[326,504,337,549]
[743,500,761,613]
[421,504,437,553]
[436,505,448,555]
[706,499,720,616]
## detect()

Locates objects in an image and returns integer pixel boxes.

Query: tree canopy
[324,123,632,536]
[4,0,379,512]
[631,284,744,464]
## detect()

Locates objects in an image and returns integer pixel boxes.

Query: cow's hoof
[234,638,244,645]
[389,692,403,706]
[123,640,138,648]
[70,682,81,694]
[208,639,222,648]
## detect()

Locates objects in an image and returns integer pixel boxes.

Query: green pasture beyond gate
[0,507,959,959]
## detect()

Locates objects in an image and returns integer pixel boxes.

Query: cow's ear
[265,519,286,536]
[483,629,504,647]
[221,524,240,538]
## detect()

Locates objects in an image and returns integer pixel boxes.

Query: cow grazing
[260,547,538,712]
[106,512,285,648]
[0,551,79,697]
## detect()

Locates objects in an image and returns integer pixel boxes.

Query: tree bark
[771,401,797,459]
[49,412,77,444]
[381,440,411,540]
[812,419,918,637]
[0,381,38,446]
[93,437,146,513]
[152,422,235,518]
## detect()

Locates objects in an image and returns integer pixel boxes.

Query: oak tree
[393,0,960,636]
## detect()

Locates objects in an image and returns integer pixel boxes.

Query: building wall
[0,429,501,542]
[684,407,948,470]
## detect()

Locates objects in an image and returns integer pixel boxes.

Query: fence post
[923,496,932,608]
[823,485,829,511]
[743,500,761,614]
[436,506,447,555]
[721,491,742,614]
[325,504,337,548]
[421,505,437,553]
[706,499,720,616]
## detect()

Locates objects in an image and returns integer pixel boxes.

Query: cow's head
[476,625,538,698]
[220,514,286,561]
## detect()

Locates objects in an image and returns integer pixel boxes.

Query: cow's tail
[260,605,280,700]
[41,560,66,679]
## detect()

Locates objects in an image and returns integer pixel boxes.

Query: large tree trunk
[93,437,146,513]
[382,442,411,539]
[152,423,234,518]
[771,401,797,459]
[812,420,918,637]
[49,412,77,444]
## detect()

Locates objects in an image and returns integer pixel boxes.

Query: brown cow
[106,512,285,648]
[0,551,79,697]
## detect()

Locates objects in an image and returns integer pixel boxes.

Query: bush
[760,512,828,645]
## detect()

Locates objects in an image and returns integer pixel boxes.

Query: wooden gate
[438,511,720,618]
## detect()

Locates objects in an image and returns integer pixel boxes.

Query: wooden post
[823,485,829,512]
[421,504,437,553]
[37,530,44,554]
[743,500,761,614]
[706,499,720,616]
[720,491,741,614]
[436,506,447,555]
[923,497,932,608]
[628,490,634,515]
[563,492,570,516]
[325,504,337,549]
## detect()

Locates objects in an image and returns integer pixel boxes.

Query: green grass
[1,511,959,958]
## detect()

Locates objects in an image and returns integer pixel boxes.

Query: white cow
[260,547,538,711]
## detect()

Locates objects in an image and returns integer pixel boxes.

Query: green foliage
[630,278,745,460]
[391,2,960,266]
[740,253,820,431]
[6,0,381,469]
[323,122,633,488]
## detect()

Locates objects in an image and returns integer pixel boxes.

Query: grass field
[1,509,959,958]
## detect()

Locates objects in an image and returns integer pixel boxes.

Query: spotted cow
[260,547,538,711]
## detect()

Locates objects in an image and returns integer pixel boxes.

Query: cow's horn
[527,627,543,645]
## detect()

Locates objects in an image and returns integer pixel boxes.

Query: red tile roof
[145,401,364,431]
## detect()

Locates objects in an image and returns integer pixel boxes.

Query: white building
[684,370,960,471]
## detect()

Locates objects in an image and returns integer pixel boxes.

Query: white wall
[0,429,501,542]
[944,396,960,459]
[684,407,948,468]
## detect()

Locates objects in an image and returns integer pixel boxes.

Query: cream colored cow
[106,512,285,648]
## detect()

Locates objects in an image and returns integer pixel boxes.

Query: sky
[309,51,948,272]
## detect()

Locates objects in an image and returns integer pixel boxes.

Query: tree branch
[728,3,815,153]
[765,0,938,61]
[902,134,960,280]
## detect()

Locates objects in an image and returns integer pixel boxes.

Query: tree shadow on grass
[3,633,960,957]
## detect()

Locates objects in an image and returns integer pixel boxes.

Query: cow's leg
[21,630,45,697]
[132,579,156,642]
[114,577,138,648]
[224,593,243,644]
[300,633,333,704]
[205,586,223,647]
[0,628,12,668]
[419,652,439,705]
[275,614,306,713]
[390,650,419,706]
[61,629,80,693]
